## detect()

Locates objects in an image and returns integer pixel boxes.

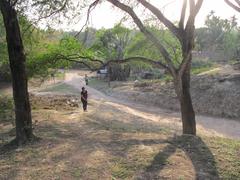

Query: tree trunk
[0,0,34,145]
[175,65,196,135]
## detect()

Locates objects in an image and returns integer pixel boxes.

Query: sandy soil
[64,71,240,140]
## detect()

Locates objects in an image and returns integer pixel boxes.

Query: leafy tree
[93,0,204,135]
[0,0,34,145]
[90,25,131,60]
[89,25,132,80]
[0,0,82,145]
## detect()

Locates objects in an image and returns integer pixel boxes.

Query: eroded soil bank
[101,71,240,119]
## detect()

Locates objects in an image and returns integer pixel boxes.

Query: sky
[60,0,240,31]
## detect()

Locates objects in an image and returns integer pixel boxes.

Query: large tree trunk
[179,71,196,135]
[0,0,34,145]
[175,61,196,135]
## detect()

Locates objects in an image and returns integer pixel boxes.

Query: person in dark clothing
[81,87,88,111]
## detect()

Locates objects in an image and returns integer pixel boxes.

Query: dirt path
[64,71,240,140]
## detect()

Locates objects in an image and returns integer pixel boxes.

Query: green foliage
[125,26,181,70]
[90,24,131,60]
[195,12,240,61]
[1,11,84,81]
[27,35,84,77]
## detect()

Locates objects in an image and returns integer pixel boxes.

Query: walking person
[84,74,89,85]
[81,87,88,112]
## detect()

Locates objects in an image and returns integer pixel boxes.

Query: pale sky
[59,0,240,31]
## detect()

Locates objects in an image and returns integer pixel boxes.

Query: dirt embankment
[30,93,80,110]
[110,73,240,119]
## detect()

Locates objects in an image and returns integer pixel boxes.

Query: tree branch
[236,0,240,6]
[34,0,69,20]
[138,0,183,41]
[178,0,204,78]
[225,0,240,12]
[75,0,100,37]
[106,0,177,78]
[185,0,204,30]
[54,54,169,72]
[104,56,169,70]
[179,0,187,29]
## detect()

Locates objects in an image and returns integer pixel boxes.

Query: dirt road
[65,71,240,140]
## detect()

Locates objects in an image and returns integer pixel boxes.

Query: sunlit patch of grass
[191,66,215,75]
[111,158,135,179]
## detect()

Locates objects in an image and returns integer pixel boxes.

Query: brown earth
[111,73,240,119]
[0,70,239,180]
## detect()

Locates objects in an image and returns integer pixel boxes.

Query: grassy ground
[0,96,239,179]
[0,81,240,180]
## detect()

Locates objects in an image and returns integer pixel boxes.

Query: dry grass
[0,98,239,180]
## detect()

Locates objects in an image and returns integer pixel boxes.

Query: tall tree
[0,0,33,145]
[0,0,78,145]
[93,0,204,135]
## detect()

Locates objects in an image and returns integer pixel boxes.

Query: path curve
[65,71,240,140]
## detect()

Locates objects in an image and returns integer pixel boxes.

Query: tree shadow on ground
[139,135,220,180]
[79,112,220,179]
[0,106,221,179]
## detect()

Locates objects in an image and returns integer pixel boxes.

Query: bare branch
[36,0,69,20]
[75,0,100,37]
[179,0,187,29]
[178,0,204,77]
[65,54,104,65]
[53,54,104,71]
[236,0,240,6]
[186,0,204,30]
[54,54,169,72]
[194,0,204,16]
[225,0,240,12]
[138,0,183,41]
